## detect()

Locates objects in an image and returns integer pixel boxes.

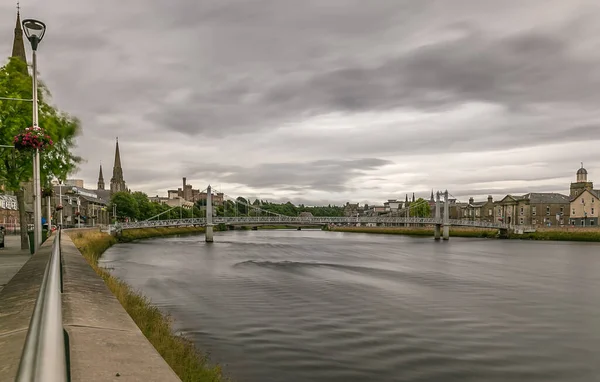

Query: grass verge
[69,227,227,382]
[329,226,498,238]
[509,229,600,242]
[330,226,600,242]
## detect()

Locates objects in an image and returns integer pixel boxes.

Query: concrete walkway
[0,235,30,293]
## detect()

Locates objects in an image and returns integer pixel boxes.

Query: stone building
[168,178,224,205]
[53,185,110,227]
[568,165,600,226]
[343,202,359,217]
[0,195,20,232]
[109,138,128,194]
[496,193,569,227]
[459,196,496,222]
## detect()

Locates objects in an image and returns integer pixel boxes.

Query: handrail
[15,229,68,382]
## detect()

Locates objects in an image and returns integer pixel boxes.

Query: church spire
[110,137,127,194]
[11,3,27,63]
[97,163,105,190]
[114,137,122,169]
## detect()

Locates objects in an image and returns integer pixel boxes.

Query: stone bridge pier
[434,191,441,240]
[205,185,214,242]
[434,190,450,241]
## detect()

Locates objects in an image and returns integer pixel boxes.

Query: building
[343,202,359,217]
[94,138,129,201]
[65,179,84,188]
[496,193,570,227]
[53,185,111,227]
[458,196,496,222]
[11,7,26,64]
[568,165,600,226]
[167,178,224,205]
[0,194,19,232]
[160,197,194,209]
[109,138,128,194]
[383,199,401,212]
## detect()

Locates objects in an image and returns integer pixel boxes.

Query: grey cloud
[262,28,600,118]
[3,0,600,204]
[183,158,392,193]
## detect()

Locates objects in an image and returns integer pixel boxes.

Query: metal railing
[117,215,510,230]
[15,229,68,382]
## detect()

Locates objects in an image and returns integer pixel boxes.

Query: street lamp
[22,18,46,252]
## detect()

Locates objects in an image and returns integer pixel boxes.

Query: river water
[100,230,600,382]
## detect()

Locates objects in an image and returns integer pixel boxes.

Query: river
[100,230,600,382]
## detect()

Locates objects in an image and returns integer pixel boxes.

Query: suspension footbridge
[113,187,509,241]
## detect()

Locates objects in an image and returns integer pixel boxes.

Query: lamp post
[58,180,63,226]
[22,18,46,252]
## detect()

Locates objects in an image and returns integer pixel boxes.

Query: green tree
[235,197,248,214]
[110,192,139,221]
[411,198,431,218]
[0,58,81,248]
[131,191,152,220]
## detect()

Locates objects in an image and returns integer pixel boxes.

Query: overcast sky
[2,0,600,206]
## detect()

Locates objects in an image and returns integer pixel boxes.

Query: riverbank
[330,226,498,238]
[69,227,227,382]
[329,226,600,242]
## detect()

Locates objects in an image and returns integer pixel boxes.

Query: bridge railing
[15,230,68,381]
[118,216,508,230]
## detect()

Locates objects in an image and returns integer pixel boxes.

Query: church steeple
[110,137,127,194]
[97,163,105,190]
[114,137,122,169]
[11,4,27,63]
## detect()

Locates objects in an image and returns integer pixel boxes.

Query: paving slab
[0,237,53,381]
[62,232,181,382]
[0,235,31,293]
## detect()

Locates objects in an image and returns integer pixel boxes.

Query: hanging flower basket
[41,188,54,198]
[55,205,64,211]
[13,126,54,152]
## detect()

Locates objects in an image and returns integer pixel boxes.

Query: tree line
[110,192,345,222]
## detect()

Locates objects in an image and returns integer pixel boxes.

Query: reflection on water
[101,230,600,382]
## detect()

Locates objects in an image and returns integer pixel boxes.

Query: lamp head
[22,19,46,50]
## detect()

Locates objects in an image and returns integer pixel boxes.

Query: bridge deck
[118,216,508,230]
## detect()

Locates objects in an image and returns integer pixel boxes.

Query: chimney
[488,195,493,203]
[183,177,187,187]
[469,197,474,204]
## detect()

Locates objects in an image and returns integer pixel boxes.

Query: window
[573,209,576,215]
[532,219,537,225]
[591,221,595,226]
[520,207,524,216]
[593,198,595,203]
[532,207,536,215]
[488,209,492,216]
[582,198,585,204]
[582,220,585,226]
[560,207,564,215]
[546,206,550,215]
[593,208,595,215]
[520,218,524,224]
[476,209,480,217]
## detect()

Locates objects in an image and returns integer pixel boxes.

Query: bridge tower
[443,190,450,240]
[205,185,214,242]
[434,191,441,240]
